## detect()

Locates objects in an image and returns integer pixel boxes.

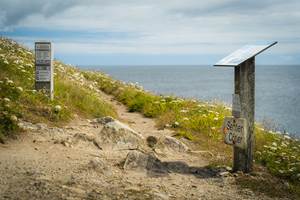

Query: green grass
[0,37,116,141]
[82,68,300,197]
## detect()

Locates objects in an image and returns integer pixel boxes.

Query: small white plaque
[223,116,247,149]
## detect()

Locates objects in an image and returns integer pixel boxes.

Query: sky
[0,0,299,65]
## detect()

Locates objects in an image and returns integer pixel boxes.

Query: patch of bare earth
[0,92,290,200]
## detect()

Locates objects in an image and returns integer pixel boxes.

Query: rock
[146,136,158,148]
[36,123,47,130]
[88,157,111,176]
[73,133,102,150]
[123,150,167,174]
[225,166,232,171]
[92,116,115,125]
[18,121,38,131]
[123,151,149,171]
[162,136,189,153]
[98,120,144,150]
[219,171,230,177]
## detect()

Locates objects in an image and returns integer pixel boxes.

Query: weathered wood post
[35,41,54,100]
[214,42,277,172]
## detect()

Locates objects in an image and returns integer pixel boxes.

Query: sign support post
[214,42,277,172]
[233,57,255,172]
[35,42,54,100]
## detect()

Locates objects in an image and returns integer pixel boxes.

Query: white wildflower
[278,170,284,174]
[272,142,277,147]
[183,117,189,121]
[270,146,277,151]
[213,117,219,121]
[3,97,10,103]
[211,127,216,130]
[281,143,288,148]
[180,109,188,113]
[173,121,180,127]
[16,86,23,92]
[284,135,291,140]
[7,79,14,84]
[54,105,62,113]
[10,115,18,122]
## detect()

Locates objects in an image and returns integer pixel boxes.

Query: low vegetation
[0,38,116,142]
[82,68,300,195]
[1,37,299,196]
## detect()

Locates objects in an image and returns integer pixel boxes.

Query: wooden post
[233,57,255,172]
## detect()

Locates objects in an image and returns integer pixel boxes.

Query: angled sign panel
[214,42,277,67]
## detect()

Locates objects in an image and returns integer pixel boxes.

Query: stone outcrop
[98,118,144,150]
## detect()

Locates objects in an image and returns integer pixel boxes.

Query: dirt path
[0,92,282,200]
[98,90,174,138]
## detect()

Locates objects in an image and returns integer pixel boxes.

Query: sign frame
[35,41,54,100]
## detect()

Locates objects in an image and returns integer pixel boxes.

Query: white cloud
[1,0,300,58]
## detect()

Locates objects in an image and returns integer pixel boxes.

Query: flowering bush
[0,78,22,141]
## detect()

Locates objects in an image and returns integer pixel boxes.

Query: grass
[1,37,299,197]
[0,37,116,141]
[82,68,300,197]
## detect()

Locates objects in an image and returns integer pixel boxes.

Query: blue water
[81,65,300,136]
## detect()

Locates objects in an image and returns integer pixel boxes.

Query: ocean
[81,65,300,136]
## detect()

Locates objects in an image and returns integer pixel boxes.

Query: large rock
[98,120,144,150]
[161,136,189,153]
[123,150,166,174]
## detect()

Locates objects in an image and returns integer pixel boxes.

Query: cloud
[1,0,300,64]
[0,0,86,28]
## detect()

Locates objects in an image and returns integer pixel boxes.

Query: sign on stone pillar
[35,42,54,100]
[214,42,277,173]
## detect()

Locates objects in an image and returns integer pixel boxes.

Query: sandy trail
[0,91,277,200]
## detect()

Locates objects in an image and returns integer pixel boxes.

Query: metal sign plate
[35,42,52,82]
[223,116,247,149]
[214,42,277,67]
[36,66,51,82]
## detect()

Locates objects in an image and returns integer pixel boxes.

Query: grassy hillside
[0,38,116,142]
